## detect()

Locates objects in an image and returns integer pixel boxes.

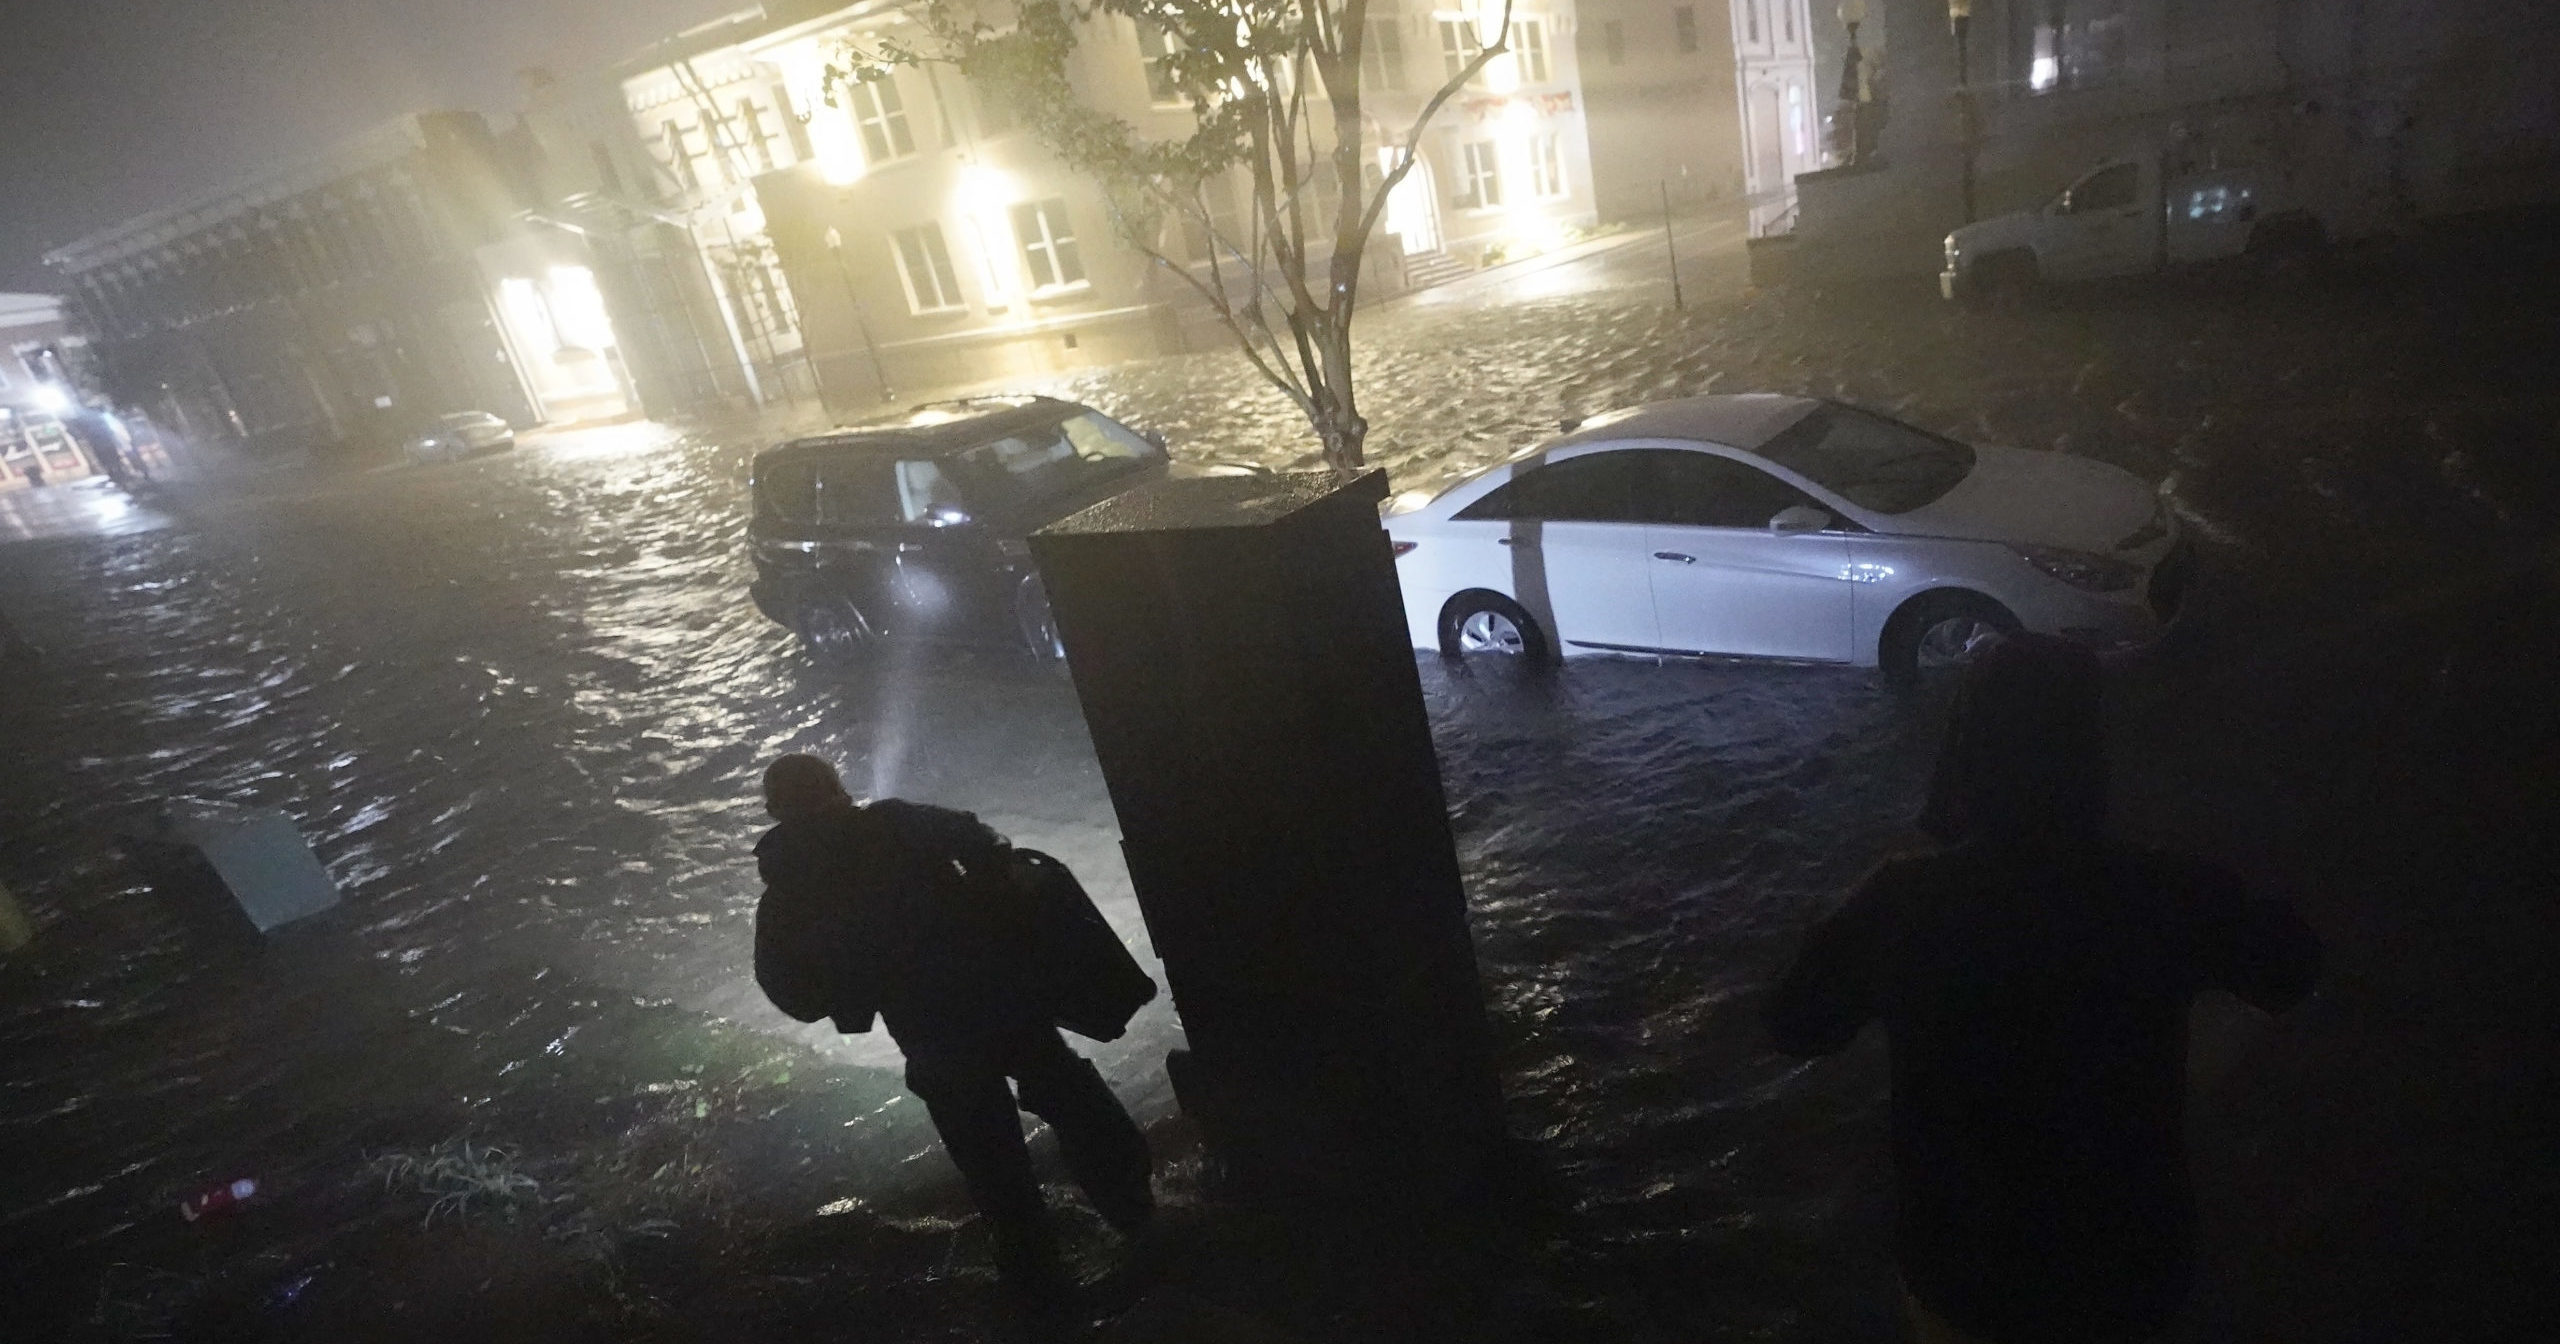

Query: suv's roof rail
[906,394,1050,415]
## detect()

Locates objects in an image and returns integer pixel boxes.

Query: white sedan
[1385,395,2189,678]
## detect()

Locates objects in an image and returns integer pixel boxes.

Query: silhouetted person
[1766,636,2320,1344]
[749,753,1153,1310]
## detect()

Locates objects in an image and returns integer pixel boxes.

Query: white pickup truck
[1939,152,2360,303]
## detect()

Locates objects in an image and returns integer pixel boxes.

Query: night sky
[0,0,734,291]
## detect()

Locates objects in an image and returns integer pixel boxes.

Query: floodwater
[6,228,2560,1339]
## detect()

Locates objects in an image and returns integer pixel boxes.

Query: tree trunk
[1318,407,1368,470]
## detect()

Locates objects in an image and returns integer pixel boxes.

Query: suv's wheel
[1015,576,1068,664]
[1438,592,1550,663]
[795,598,874,667]
[1882,591,2020,684]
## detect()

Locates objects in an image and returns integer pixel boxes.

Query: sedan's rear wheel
[1439,592,1550,663]
[1883,591,2020,684]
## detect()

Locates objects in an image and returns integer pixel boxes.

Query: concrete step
[1401,249,1471,290]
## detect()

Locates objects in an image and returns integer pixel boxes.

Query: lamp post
[1837,0,1869,165]
[823,226,895,403]
[1949,0,1978,222]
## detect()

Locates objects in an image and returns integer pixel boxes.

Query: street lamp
[1837,0,1869,165]
[1948,0,1978,223]
[823,226,896,403]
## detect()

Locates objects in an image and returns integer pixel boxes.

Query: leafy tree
[832,0,1513,468]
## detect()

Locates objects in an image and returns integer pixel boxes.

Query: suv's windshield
[946,412,1160,515]
[1755,404,1976,515]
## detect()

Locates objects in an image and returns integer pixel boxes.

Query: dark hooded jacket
[1767,636,2321,1343]
[752,799,1039,1050]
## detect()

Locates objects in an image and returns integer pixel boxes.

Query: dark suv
[748,396,1221,662]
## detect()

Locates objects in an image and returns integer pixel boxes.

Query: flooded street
[6,225,2559,1340]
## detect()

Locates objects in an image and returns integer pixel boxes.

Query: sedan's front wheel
[1882,591,2020,684]
[1439,592,1550,663]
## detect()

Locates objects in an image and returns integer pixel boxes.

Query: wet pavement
[4,216,2559,1340]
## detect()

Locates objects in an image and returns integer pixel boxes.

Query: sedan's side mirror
[1140,429,1168,450]
[1769,505,1833,535]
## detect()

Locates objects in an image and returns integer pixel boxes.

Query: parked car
[1940,137,2393,304]
[748,396,1247,663]
[1385,395,2189,680]
[404,410,516,462]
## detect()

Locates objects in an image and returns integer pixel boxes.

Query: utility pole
[1950,0,1979,223]
[1660,180,1685,312]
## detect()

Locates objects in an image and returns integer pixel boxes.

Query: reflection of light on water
[867,633,927,800]
[529,421,683,462]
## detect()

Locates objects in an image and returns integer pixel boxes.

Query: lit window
[1675,7,1699,53]
[847,76,915,164]
[1011,199,1086,290]
[1456,140,1503,209]
[1137,23,1185,105]
[1514,18,1550,83]
[1363,17,1407,92]
[891,224,965,312]
[1531,134,1566,199]
[1437,18,1484,83]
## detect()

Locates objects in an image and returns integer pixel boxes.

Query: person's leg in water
[1010,1028,1153,1235]
[905,1049,1073,1304]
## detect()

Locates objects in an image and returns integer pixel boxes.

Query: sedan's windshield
[1755,404,1975,514]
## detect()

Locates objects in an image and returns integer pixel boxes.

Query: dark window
[2067,162,2139,212]
[1675,7,1698,53]
[1454,452,1650,523]
[1637,450,1822,528]
[1363,18,1407,92]
[1137,23,1185,104]
[758,454,898,526]
[756,460,816,523]
[815,458,898,525]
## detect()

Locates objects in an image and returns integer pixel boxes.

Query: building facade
[600,1,1601,414]
[46,113,647,458]
[1791,0,2560,279]
[1575,2,1749,220]
[0,294,102,488]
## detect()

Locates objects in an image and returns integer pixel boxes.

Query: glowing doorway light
[30,383,72,414]
[2030,56,2059,90]
[544,266,618,351]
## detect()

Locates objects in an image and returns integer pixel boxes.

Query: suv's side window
[757,461,817,524]
[1636,450,1822,529]
[1454,451,1649,522]
[814,458,896,526]
[894,459,968,523]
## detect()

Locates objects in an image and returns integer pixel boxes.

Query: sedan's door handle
[1653,551,1695,564]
